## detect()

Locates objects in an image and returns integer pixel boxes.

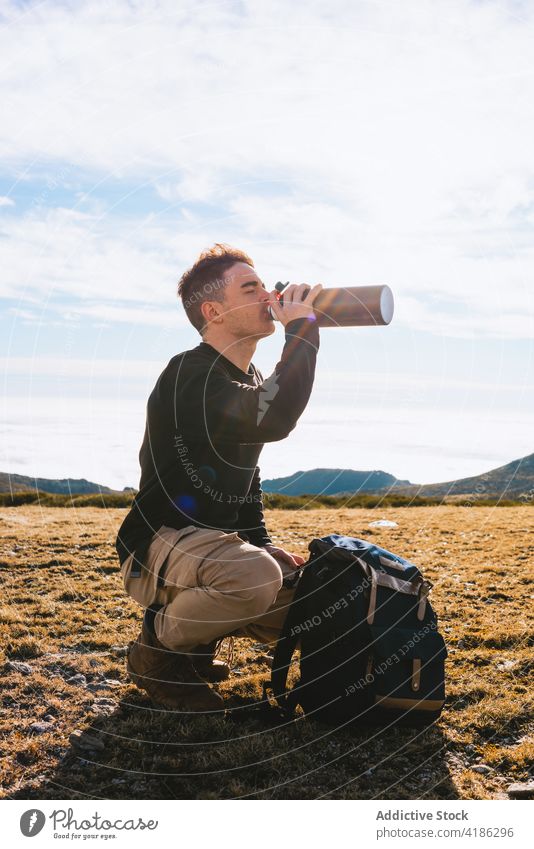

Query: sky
[1,0,533,491]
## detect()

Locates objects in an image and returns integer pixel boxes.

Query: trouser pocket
[121,525,198,608]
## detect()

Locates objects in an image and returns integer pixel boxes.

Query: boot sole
[127,655,225,713]
[194,668,230,683]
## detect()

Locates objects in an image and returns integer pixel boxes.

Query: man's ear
[200,300,224,325]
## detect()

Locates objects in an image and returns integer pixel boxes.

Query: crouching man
[115,243,322,712]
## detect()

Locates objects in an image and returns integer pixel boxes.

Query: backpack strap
[267,617,300,717]
[263,567,310,719]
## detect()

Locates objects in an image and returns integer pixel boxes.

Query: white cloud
[1,2,532,176]
[2,389,531,490]
[261,402,534,486]
[1,396,144,490]
[0,196,14,206]
[0,0,533,339]
[1,194,533,338]
[0,206,183,305]
[2,0,534,194]
[0,356,164,379]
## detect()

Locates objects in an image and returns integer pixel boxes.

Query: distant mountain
[394,452,534,499]
[3,451,532,501]
[262,468,413,496]
[262,454,534,500]
[0,472,120,495]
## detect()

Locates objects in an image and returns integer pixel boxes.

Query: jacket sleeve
[236,467,272,548]
[176,318,320,444]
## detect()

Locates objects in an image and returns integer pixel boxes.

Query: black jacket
[115,317,320,567]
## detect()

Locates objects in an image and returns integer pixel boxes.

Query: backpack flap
[309,535,422,581]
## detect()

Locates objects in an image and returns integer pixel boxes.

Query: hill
[395,452,534,499]
[3,451,533,501]
[262,453,534,500]
[0,471,119,495]
[262,467,412,495]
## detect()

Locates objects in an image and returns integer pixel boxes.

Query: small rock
[472,764,492,775]
[91,704,116,716]
[69,730,105,752]
[43,714,56,723]
[29,722,54,735]
[66,673,87,686]
[90,697,117,716]
[110,645,129,656]
[456,640,466,649]
[5,661,33,675]
[86,679,121,692]
[369,520,398,528]
[507,781,534,799]
[496,660,518,671]
[80,625,93,633]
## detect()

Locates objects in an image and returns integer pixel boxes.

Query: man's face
[214,262,275,339]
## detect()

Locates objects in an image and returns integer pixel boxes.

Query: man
[115,243,322,712]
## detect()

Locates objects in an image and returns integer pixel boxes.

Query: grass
[0,490,530,508]
[0,505,532,800]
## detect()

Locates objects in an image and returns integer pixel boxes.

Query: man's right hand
[268,283,323,327]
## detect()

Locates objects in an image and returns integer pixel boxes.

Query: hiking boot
[189,641,230,682]
[127,609,224,713]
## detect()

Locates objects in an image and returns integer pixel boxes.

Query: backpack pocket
[366,625,447,723]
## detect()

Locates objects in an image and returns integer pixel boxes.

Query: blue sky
[1,0,533,490]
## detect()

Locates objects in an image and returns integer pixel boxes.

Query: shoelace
[214,636,235,668]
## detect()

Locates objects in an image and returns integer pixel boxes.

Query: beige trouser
[120,525,297,652]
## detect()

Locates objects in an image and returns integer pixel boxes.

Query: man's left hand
[264,544,305,570]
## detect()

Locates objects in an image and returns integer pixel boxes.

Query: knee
[234,551,283,616]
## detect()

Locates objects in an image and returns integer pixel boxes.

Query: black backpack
[265,534,447,726]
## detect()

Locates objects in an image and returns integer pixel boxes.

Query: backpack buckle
[282,568,303,588]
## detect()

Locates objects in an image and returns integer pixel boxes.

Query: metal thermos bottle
[269,282,394,327]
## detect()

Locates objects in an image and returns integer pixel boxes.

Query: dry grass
[0,505,532,800]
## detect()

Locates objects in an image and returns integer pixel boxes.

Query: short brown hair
[177,243,254,334]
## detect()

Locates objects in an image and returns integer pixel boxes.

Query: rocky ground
[0,505,532,800]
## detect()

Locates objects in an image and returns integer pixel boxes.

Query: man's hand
[264,543,306,570]
[268,283,323,327]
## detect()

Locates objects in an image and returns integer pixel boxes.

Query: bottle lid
[274,281,290,293]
